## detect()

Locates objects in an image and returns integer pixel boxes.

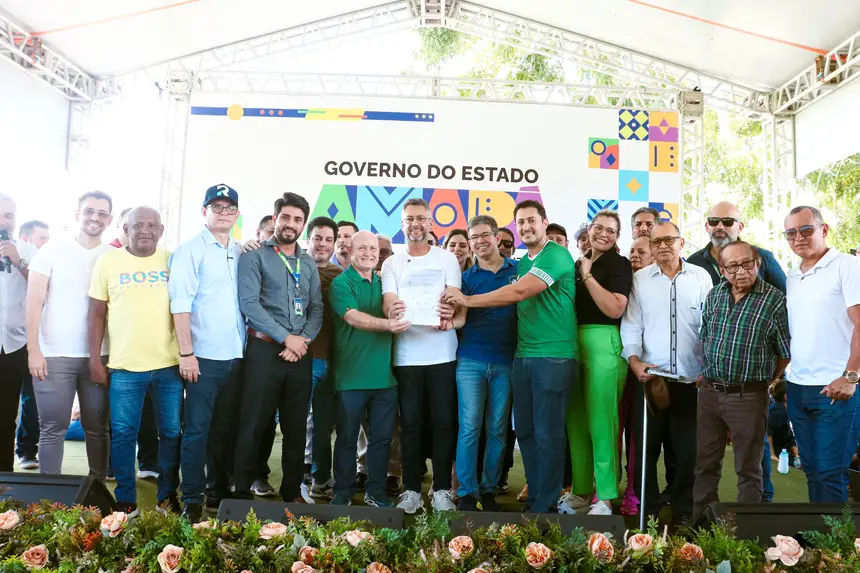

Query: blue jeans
[761,436,774,502]
[110,367,183,504]
[181,358,241,504]
[455,357,512,498]
[787,382,860,503]
[512,357,576,513]
[310,358,334,483]
[15,374,39,459]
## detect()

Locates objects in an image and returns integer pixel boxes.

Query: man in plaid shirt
[693,240,791,519]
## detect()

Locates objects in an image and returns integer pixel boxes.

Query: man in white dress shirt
[621,221,712,522]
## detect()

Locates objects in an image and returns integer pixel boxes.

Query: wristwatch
[843,370,860,384]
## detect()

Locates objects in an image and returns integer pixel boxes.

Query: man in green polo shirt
[329,230,410,507]
[445,200,578,513]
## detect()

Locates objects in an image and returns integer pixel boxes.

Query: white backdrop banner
[182,94,682,252]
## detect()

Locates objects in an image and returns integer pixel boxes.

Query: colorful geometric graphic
[649,142,679,172]
[230,215,242,242]
[588,138,620,170]
[619,110,649,140]
[587,199,619,221]
[649,202,679,223]
[649,111,679,142]
[191,105,435,123]
[619,171,650,202]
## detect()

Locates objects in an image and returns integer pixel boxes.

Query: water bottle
[778,449,789,474]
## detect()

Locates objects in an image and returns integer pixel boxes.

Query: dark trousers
[0,347,27,471]
[396,361,457,493]
[624,372,646,499]
[107,391,159,477]
[762,437,774,502]
[644,382,697,520]
[333,387,397,498]
[693,383,769,518]
[15,373,39,459]
[258,414,276,480]
[233,338,312,501]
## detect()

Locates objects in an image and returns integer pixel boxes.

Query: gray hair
[375,233,391,242]
[654,220,680,234]
[467,215,499,234]
[403,198,429,211]
[786,205,825,225]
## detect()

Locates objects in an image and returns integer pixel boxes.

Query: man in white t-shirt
[381,198,461,513]
[783,205,860,503]
[25,192,115,478]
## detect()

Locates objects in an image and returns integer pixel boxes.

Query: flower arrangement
[0,499,858,573]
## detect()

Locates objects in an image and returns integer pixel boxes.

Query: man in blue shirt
[168,184,246,522]
[453,215,518,511]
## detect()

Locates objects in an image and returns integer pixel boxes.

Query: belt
[248,328,279,345]
[701,378,769,395]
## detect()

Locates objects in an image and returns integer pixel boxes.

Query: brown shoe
[291,497,308,504]
[517,484,529,503]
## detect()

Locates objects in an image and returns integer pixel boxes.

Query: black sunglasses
[783,225,818,241]
[499,240,514,248]
[707,217,737,227]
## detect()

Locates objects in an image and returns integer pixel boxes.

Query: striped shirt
[700,277,790,383]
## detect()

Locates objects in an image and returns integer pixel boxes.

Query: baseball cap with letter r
[203,184,239,207]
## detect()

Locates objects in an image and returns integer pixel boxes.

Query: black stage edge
[217,499,405,529]
[449,511,627,537]
[0,472,115,515]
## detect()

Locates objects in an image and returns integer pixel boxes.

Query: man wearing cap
[168,184,246,522]
[547,224,569,248]
[574,225,590,256]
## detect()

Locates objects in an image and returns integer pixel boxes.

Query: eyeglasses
[81,208,111,220]
[649,236,680,247]
[468,231,495,241]
[707,217,738,227]
[723,259,757,274]
[403,216,429,224]
[782,225,817,241]
[499,240,514,248]
[590,223,618,237]
[209,204,239,215]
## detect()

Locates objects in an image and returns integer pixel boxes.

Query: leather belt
[248,328,279,345]
[701,378,769,395]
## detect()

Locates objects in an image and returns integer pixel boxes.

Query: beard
[710,233,732,249]
[276,229,298,244]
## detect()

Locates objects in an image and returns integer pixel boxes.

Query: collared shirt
[458,256,518,365]
[786,248,860,386]
[168,227,246,361]
[1,239,37,353]
[687,243,787,293]
[700,278,790,383]
[238,237,322,345]
[621,260,713,380]
[330,253,348,269]
[308,263,343,359]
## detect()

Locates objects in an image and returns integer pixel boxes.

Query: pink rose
[525,542,552,569]
[344,530,374,547]
[21,544,48,570]
[0,509,20,531]
[627,533,654,558]
[290,562,316,573]
[766,535,804,566]
[100,512,128,538]
[258,522,288,540]
[367,563,392,573]
[855,538,860,554]
[679,542,704,562]
[192,520,213,530]
[157,544,184,573]
[298,545,319,565]
[448,535,475,559]
[467,568,490,573]
[240,571,252,573]
[587,532,614,564]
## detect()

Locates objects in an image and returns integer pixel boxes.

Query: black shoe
[458,494,480,511]
[204,495,225,511]
[480,493,500,512]
[303,464,313,486]
[113,502,139,518]
[156,495,181,516]
[660,487,672,506]
[356,472,368,491]
[498,471,510,492]
[385,475,402,496]
[181,502,203,523]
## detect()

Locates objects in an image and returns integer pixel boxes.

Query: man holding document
[381,198,461,513]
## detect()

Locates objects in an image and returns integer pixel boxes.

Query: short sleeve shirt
[458,257,518,364]
[309,263,344,359]
[515,240,579,359]
[575,249,633,326]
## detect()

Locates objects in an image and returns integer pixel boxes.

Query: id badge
[294,297,304,316]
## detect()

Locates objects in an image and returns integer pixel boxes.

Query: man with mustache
[331,221,358,269]
[631,207,660,240]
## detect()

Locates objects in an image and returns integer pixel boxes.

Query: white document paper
[400,267,445,326]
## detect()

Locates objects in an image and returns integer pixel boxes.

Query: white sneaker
[558,492,591,515]
[587,500,613,516]
[19,457,39,470]
[137,469,159,480]
[396,490,425,514]
[432,489,456,512]
[300,483,316,504]
[310,478,334,499]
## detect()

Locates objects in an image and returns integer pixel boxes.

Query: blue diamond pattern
[327,204,339,218]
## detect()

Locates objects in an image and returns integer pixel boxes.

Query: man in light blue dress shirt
[168,184,246,522]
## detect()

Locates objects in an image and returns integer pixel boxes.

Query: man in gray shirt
[234,192,322,503]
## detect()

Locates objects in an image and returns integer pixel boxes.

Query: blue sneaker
[364,493,393,508]
[331,491,352,506]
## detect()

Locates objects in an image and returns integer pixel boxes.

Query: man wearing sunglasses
[497,228,516,258]
[782,206,860,504]
[687,202,786,293]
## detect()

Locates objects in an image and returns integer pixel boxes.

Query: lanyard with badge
[273,246,303,316]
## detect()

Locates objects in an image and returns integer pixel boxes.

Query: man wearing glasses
[620,221,712,523]
[782,206,860,503]
[168,184,246,522]
[693,240,790,519]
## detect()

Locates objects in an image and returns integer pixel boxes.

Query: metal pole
[639,396,648,531]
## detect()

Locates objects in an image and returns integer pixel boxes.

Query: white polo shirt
[0,239,38,353]
[786,248,860,386]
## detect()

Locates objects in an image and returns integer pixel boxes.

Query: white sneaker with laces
[587,500,613,516]
[558,492,591,514]
[432,489,456,512]
[396,490,424,514]
[300,483,316,504]
[137,469,159,480]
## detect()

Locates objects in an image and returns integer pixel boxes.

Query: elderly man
[693,241,790,518]
[629,236,653,272]
[376,234,393,271]
[783,206,860,503]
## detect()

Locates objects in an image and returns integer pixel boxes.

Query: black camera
[0,228,11,273]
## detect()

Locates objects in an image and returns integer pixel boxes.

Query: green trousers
[566,324,628,501]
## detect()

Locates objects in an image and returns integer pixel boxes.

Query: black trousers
[643,382,697,520]
[0,346,27,471]
[396,361,457,493]
[233,338,312,501]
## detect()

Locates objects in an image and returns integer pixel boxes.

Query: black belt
[701,378,769,395]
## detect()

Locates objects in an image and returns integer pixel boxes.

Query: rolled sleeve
[168,242,200,315]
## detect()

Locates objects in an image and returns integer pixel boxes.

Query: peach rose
[855,538,860,554]
[0,509,20,531]
[366,563,392,573]
[298,545,319,565]
[525,542,552,569]
[679,542,704,562]
[448,535,475,559]
[157,544,184,573]
[587,532,614,564]
[627,533,654,559]
[467,568,490,573]
[100,512,128,538]
[344,530,374,547]
[258,522,288,540]
[192,520,213,530]
[240,571,252,573]
[766,535,804,567]
[290,562,316,573]
[21,544,48,570]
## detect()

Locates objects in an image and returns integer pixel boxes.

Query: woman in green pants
[567,209,632,515]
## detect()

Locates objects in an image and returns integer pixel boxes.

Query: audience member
[376,234,393,271]
[497,228,515,258]
[332,221,358,269]
[444,228,474,272]
[574,224,589,256]
[257,215,274,242]
[546,223,569,248]
[18,220,50,249]
[631,207,659,239]
[768,379,800,467]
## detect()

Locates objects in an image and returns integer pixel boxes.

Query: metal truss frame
[680,118,706,254]
[159,78,193,249]
[762,115,797,265]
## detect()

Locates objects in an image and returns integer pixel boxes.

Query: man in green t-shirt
[329,230,410,507]
[445,200,578,513]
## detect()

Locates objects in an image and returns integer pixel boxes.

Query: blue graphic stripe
[364,111,434,122]
[190,106,228,116]
[189,106,435,122]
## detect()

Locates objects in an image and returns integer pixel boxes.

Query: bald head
[705,201,744,248]
[350,230,379,274]
[125,206,163,256]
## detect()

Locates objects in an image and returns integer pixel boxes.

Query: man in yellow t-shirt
[88,206,181,517]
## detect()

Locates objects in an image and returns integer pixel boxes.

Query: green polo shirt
[330,266,396,392]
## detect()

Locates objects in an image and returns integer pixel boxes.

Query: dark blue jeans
[181,358,241,504]
[15,374,39,459]
[761,436,774,502]
[333,386,397,498]
[512,357,576,513]
[109,367,183,504]
[787,382,860,503]
[310,358,334,483]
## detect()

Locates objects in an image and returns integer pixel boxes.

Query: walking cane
[639,396,648,531]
